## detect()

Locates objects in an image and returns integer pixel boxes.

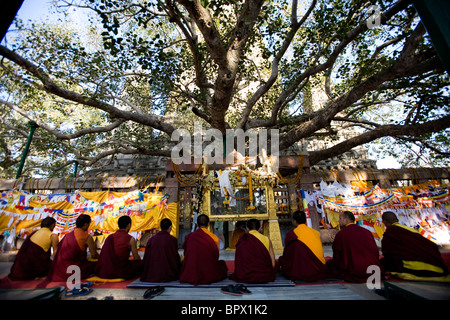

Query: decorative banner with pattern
[0,190,179,238]
[318,180,450,245]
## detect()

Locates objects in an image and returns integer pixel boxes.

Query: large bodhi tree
[0,0,449,177]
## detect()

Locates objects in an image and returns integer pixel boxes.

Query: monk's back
[111,229,132,259]
[381,223,448,276]
[331,223,381,282]
[9,229,53,280]
[30,227,53,252]
[179,228,227,285]
[141,230,180,282]
[231,232,275,283]
[48,229,93,281]
[279,226,327,282]
[335,224,379,260]
[294,224,325,264]
[337,224,377,247]
[74,227,89,251]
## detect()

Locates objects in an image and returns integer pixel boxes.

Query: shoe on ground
[221,285,243,296]
[234,284,252,294]
[143,286,165,299]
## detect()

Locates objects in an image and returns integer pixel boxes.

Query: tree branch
[177,0,265,133]
[308,114,450,166]
[165,0,214,89]
[246,0,410,130]
[279,18,440,151]
[176,0,227,67]
[331,116,381,128]
[0,98,127,140]
[237,0,318,129]
[397,136,450,157]
[0,45,176,135]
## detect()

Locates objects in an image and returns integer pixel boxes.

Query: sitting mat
[127,274,295,288]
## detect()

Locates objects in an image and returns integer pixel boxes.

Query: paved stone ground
[0,245,386,301]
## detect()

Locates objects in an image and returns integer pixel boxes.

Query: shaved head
[382,211,398,227]
[197,214,210,228]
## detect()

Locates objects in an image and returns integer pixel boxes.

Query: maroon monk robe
[326,223,382,283]
[141,230,181,282]
[47,230,96,282]
[279,230,327,282]
[381,224,448,277]
[95,230,143,279]
[8,231,52,280]
[179,228,228,285]
[230,233,276,283]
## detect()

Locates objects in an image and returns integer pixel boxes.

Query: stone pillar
[164,177,181,237]
[164,177,179,203]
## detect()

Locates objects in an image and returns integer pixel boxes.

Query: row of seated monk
[6,211,450,285]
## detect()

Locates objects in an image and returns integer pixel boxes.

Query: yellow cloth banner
[325,209,340,229]
[0,190,179,238]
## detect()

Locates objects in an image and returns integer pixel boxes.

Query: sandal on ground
[221,285,243,296]
[81,281,93,288]
[143,286,165,299]
[234,284,252,294]
[64,287,93,298]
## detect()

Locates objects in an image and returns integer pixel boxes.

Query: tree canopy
[0,0,449,178]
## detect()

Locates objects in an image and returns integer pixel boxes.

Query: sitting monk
[381,211,449,280]
[326,211,382,283]
[141,218,181,282]
[47,214,98,282]
[95,215,143,279]
[230,219,276,283]
[8,217,59,280]
[279,211,327,282]
[179,214,228,285]
[229,221,246,249]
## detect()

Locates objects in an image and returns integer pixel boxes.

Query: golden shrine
[169,155,290,254]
